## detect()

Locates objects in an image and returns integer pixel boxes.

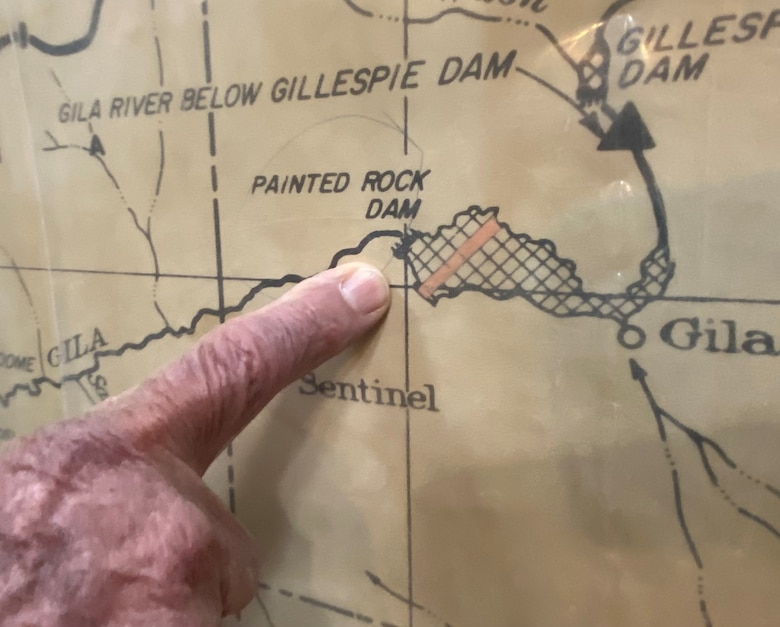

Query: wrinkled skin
[0,264,390,627]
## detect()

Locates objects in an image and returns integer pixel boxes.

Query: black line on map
[255,591,277,627]
[154,129,165,197]
[228,484,236,514]
[149,215,166,331]
[0,228,392,407]
[42,141,86,154]
[153,301,170,329]
[327,231,405,268]
[658,295,780,306]
[600,102,618,122]
[366,570,453,626]
[299,596,355,618]
[0,265,216,280]
[403,223,415,627]
[12,261,780,310]
[699,594,713,627]
[515,67,586,117]
[77,379,96,405]
[41,135,166,327]
[92,153,123,192]
[767,484,780,499]
[149,0,165,87]
[343,0,374,19]
[202,7,224,332]
[403,96,409,156]
[121,206,165,324]
[40,129,72,148]
[52,145,116,219]
[631,360,708,622]
[403,0,410,58]
[671,468,703,569]
[124,207,157,272]
[0,272,302,407]
[202,19,212,84]
[0,248,46,379]
[43,112,167,322]
[20,0,104,56]
[213,198,225,322]
[632,360,736,486]
[0,266,415,288]
[633,148,668,249]
[633,357,780,627]
[737,508,780,540]
[716,469,780,545]
[12,22,27,49]
[407,8,502,25]
[208,111,217,156]
[257,581,412,626]
[153,37,164,87]
[34,332,45,379]
[664,407,732,486]
[366,571,424,612]
[49,69,70,101]
[638,375,719,627]
[149,135,165,322]
[534,23,579,72]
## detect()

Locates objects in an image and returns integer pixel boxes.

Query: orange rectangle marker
[418,217,501,299]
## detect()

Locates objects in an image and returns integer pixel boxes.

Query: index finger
[98,263,390,474]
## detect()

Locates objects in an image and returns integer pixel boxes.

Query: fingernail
[340,265,390,315]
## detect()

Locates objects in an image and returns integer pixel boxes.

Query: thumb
[102,263,390,474]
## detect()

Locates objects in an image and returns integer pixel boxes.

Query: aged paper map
[2,1,780,625]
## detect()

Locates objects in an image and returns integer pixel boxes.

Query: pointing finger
[101,263,390,474]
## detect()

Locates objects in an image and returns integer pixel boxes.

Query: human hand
[0,263,390,627]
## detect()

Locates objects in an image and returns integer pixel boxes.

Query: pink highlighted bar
[418,218,501,300]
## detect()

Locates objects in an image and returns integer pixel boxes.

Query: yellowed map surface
[2,1,780,625]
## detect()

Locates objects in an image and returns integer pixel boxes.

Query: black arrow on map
[597,101,655,152]
[365,571,424,611]
[89,134,106,157]
[631,357,780,580]
[628,357,647,380]
[630,359,667,440]
[630,358,736,484]
[598,102,667,248]
[579,111,605,137]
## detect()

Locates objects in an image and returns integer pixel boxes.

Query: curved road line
[343,0,374,18]
[0,0,105,57]
[406,7,502,25]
